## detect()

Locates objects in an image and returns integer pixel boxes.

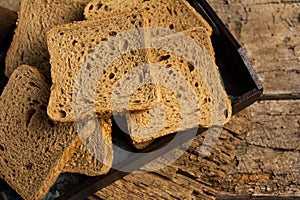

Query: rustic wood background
[0,0,299,199]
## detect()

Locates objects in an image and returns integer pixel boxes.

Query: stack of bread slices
[0,0,232,199]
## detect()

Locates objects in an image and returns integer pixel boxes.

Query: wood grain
[208,0,300,96]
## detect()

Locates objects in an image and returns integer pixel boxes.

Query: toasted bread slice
[47,12,159,122]
[5,0,90,80]
[0,65,80,200]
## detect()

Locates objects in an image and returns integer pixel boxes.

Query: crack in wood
[259,93,300,100]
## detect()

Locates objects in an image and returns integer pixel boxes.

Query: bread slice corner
[0,64,81,200]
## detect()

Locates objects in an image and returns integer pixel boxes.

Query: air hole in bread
[168,70,173,75]
[167,7,172,15]
[86,63,91,70]
[28,82,40,89]
[88,49,95,54]
[158,55,171,62]
[72,40,78,46]
[169,24,174,29]
[59,32,64,36]
[58,110,67,118]
[104,5,108,11]
[44,147,50,153]
[88,5,94,10]
[96,3,103,10]
[224,109,228,118]
[0,144,4,151]
[103,69,106,74]
[188,62,195,72]
[195,82,199,87]
[26,109,36,127]
[101,38,108,41]
[26,163,33,170]
[109,73,115,79]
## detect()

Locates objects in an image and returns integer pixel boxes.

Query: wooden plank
[221,144,300,195]
[219,100,300,196]
[247,100,300,150]
[0,0,19,11]
[207,0,300,95]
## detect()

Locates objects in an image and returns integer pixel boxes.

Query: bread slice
[128,28,232,148]
[84,0,212,34]
[5,0,90,80]
[64,117,113,176]
[46,12,159,122]
[0,65,81,200]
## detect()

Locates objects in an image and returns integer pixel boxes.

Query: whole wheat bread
[0,65,81,200]
[5,0,90,80]
[84,0,212,34]
[128,28,231,148]
[64,117,113,176]
[46,12,159,123]
[0,65,113,199]
[3,0,114,177]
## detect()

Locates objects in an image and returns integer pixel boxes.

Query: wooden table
[0,0,299,199]
[207,0,300,197]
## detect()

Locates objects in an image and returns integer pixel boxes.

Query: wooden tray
[0,0,263,199]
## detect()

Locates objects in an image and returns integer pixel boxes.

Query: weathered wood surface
[220,100,300,196]
[0,0,19,11]
[207,0,300,96]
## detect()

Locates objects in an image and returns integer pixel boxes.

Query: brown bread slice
[5,0,90,80]
[0,65,82,200]
[3,0,114,176]
[47,12,159,123]
[84,0,212,34]
[128,28,231,148]
[64,117,113,176]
